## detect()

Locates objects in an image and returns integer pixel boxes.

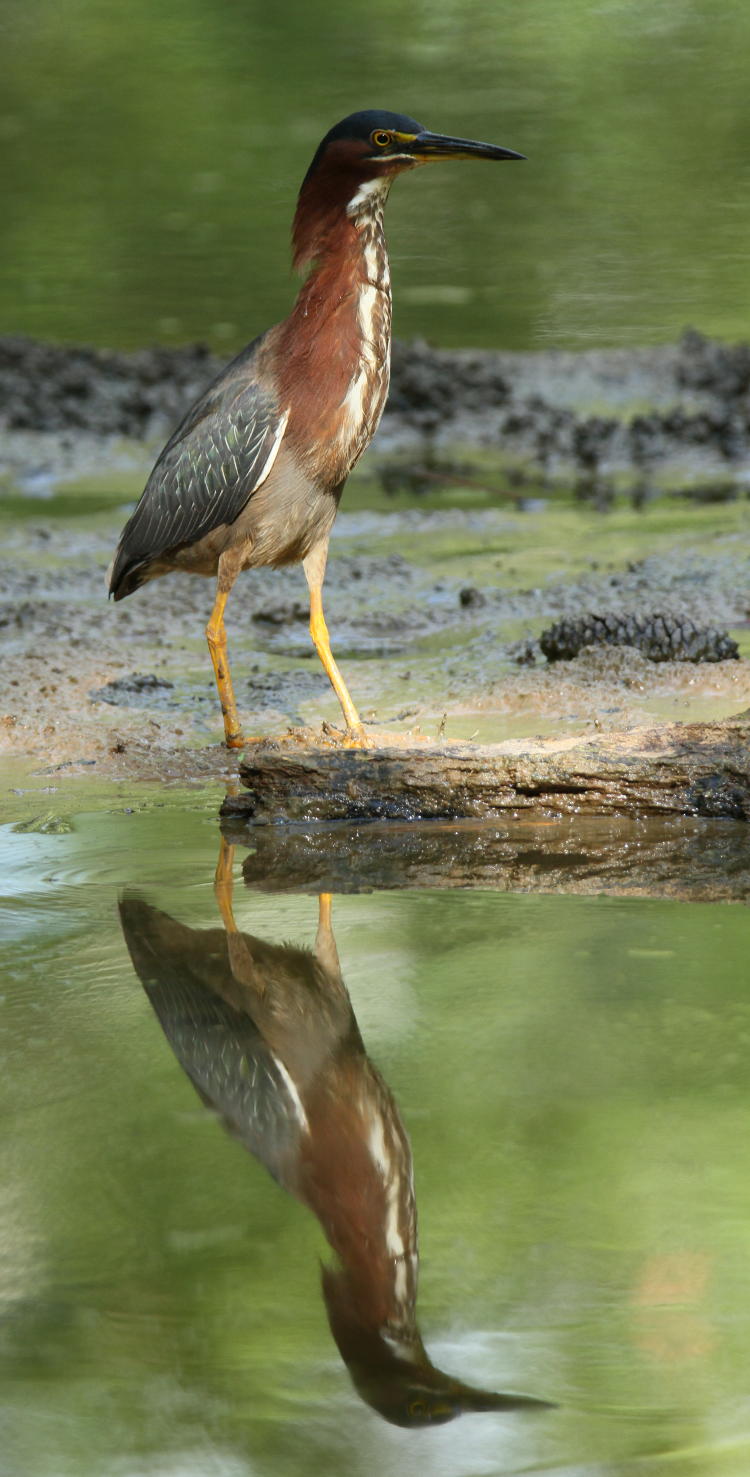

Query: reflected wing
[119,897,304,1181]
[110,335,287,598]
[148,972,304,1179]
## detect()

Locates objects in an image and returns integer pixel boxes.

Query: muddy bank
[1,330,750,797]
[1,489,749,793]
[2,330,750,491]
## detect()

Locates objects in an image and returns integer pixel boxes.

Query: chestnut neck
[290,166,392,304]
[277,164,394,478]
[322,1259,425,1373]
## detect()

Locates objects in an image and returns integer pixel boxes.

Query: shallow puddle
[2,798,750,1476]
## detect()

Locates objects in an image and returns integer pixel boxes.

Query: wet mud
[1,332,750,799]
[1,501,749,794]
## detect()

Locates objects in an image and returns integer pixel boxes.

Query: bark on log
[221,714,750,827]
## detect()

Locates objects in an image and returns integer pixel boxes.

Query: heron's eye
[408,1398,427,1419]
[372,130,392,148]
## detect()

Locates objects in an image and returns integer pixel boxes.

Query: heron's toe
[343,723,371,749]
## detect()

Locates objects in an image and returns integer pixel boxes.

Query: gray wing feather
[142,970,305,1183]
[110,335,286,597]
[118,896,304,1181]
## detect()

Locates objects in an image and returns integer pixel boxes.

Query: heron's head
[302,108,524,195]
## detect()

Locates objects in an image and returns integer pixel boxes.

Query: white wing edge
[274,1055,310,1134]
[253,408,290,493]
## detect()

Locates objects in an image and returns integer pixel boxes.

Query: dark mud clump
[0,333,512,441]
[5,329,750,484]
[388,338,512,430]
[459,587,487,609]
[0,336,220,438]
[676,328,750,401]
[541,613,740,664]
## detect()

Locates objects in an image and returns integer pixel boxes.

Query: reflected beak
[407,130,526,163]
[458,1385,557,1413]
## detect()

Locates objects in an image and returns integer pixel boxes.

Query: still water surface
[4,0,750,352]
[2,799,750,1475]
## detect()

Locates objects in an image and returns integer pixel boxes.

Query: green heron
[109,110,523,748]
[119,842,552,1426]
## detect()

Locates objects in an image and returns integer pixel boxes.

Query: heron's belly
[167,455,340,576]
[239,462,341,568]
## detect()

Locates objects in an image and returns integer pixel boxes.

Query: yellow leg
[308,586,367,745]
[206,588,244,748]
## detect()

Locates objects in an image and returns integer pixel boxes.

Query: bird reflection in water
[119,840,551,1427]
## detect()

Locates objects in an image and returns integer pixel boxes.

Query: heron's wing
[109,335,287,598]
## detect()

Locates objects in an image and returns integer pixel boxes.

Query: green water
[2,799,750,1476]
[4,0,750,353]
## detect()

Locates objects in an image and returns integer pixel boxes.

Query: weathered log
[220,814,750,902]
[220,714,750,826]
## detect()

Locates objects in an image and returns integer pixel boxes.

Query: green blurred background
[3,0,750,353]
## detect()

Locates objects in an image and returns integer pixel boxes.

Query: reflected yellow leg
[214,835,239,933]
[315,892,343,986]
[206,588,244,749]
[308,586,367,745]
[213,834,263,995]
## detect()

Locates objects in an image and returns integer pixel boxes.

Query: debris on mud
[251,601,309,627]
[375,452,508,500]
[540,613,740,664]
[89,672,176,707]
[245,668,328,707]
[459,587,487,609]
[675,328,750,401]
[673,482,739,504]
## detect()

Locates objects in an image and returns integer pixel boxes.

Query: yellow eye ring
[372,130,392,148]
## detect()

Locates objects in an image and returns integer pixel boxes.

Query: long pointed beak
[409,130,526,163]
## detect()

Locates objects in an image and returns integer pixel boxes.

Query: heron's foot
[344,722,370,749]
[319,720,371,749]
[224,729,246,750]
